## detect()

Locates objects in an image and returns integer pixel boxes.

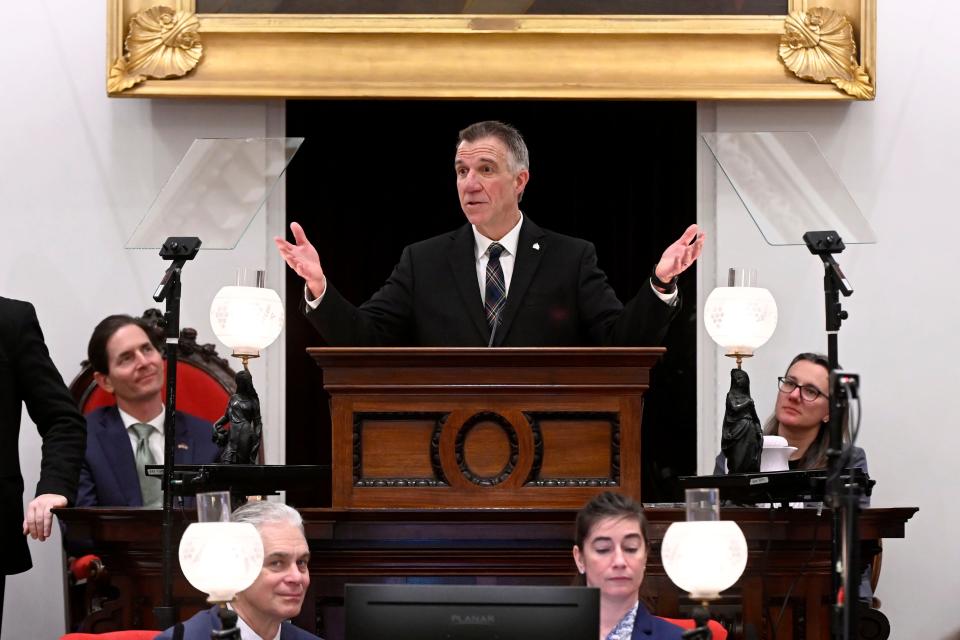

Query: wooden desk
[58,506,916,639]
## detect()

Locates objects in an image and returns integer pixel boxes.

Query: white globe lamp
[210,269,284,370]
[704,268,777,368]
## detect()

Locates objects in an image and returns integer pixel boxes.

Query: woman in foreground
[573,492,683,640]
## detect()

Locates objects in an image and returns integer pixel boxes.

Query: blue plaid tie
[485,242,507,333]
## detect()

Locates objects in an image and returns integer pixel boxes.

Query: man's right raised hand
[274,221,327,299]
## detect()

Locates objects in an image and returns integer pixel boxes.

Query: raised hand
[274,221,326,299]
[655,223,705,282]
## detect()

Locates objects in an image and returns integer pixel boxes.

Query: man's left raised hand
[655,223,705,282]
[23,493,67,541]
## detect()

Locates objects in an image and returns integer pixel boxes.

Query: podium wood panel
[308,348,662,509]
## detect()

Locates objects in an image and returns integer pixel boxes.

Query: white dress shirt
[236,610,282,640]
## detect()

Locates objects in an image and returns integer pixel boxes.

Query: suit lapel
[447,225,490,342]
[99,406,143,507]
[630,602,655,638]
[493,218,546,346]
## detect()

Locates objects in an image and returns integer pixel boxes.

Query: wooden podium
[308,347,664,509]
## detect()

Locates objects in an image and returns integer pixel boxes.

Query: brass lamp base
[724,352,753,369]
[233,352,261,371]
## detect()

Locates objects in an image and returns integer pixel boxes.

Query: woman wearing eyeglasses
[713,352,867,474]
[712,353,874,605]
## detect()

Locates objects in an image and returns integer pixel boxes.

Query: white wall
[5,0,957,638]
[1,3,285,638]
[700,1,960,637]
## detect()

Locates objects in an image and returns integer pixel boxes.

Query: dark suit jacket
[76,406,220,507]
[632,601,684,639]
[0,297,86,576]
[155,605,321,640]
[307,218,679,346]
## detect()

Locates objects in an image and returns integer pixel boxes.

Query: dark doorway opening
[284,99,698,504]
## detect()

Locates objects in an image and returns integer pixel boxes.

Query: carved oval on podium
[455,412,518,487]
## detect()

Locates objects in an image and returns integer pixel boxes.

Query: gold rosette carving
[108,6,202,94]
[779,7,874,99]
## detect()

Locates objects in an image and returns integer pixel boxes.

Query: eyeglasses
[777,376,826,402]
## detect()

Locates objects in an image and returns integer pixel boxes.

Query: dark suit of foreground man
[156,501,321,640]
[76,315,219,507]
[0,297,86,633]
[276,120,704,347]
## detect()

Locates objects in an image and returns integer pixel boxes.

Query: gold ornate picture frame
[107,0,875,100]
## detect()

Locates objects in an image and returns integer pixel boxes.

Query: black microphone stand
[152,236,201,630]
[803,231,862,640]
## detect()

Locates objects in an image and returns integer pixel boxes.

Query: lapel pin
[532,242,540,251]
[177,443,189,450]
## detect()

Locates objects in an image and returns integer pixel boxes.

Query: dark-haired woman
[573,492,683,640]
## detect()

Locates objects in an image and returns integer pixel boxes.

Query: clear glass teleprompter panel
[702,132,876,246]
[127,137,303,250]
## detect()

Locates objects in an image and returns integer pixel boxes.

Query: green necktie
[131,423,162,507]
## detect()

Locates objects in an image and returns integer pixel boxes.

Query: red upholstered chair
[60,632,159,640]
[658,617,729,640]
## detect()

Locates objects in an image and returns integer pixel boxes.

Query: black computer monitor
[345,583,599,640]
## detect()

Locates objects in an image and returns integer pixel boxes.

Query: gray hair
[457,120,530,173]
[231,500,304,535]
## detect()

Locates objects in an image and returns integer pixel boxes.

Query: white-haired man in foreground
[156,501,320,640]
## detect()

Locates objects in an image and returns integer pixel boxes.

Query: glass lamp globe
[179,521,264,603]
[661,520,748,600]
[703,269,777,364]
[210,270,284,363]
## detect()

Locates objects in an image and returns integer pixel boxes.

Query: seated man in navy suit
[76,315,221,507]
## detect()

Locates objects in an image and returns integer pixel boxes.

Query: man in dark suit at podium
[76,315,220,507]
[0,296,86,635]
[276,120,704,347]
